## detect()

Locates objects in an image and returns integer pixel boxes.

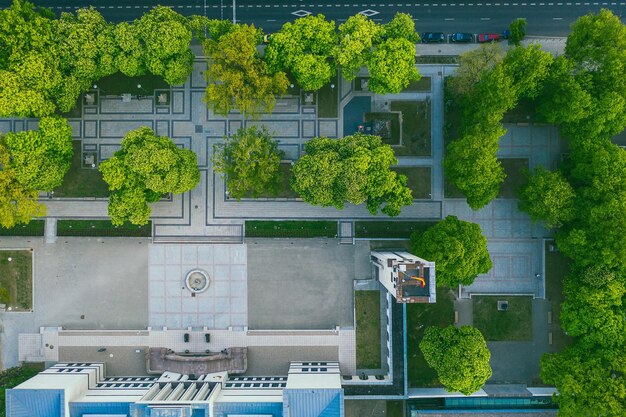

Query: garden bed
[392,167,431,199]
[0,221,45,236]
[364,112,401,145]
[0,250,33,311]
[403,77,432,92]
[473,295,533,341]
[355,221,435,239]
[355,290,382,369]
[245,221,337,238]
[544,243,572,351]
[318,75,339,118]
[498,158,529,199]
[94,72,169,96]
[57,220,152,237]
[407,287,455,387]
[391,100,431,156]
[53,141,109,198]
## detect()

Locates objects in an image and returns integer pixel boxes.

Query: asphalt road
[3,0,626,36]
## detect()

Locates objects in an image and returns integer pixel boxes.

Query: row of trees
[411,216,493,395]
[0,0,204,117]
[444,41,553,209]
[203,13,421,118]
[213,127,414,216]
[509,10,626,417]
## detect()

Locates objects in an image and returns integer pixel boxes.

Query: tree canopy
[508,18,526,46]
[541,346,626,417]
[99,127,200,225]
[0,142,45,229]
[264,14,338,91]
[204,24,288,117]
[518,166,575,228]
[411,215,492,287]
[3,116,73,192]
[212,126,284,199]
[291,133,413,216]
[420,326,492,395]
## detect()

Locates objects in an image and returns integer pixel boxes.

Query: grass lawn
[318,75,339,118]
[473,295,533,341]
[545,243,573,351]
[355,290,382,369]
[0,221,45,236]
[355,221,435,239]
[386,401,404,417]
[391,101,431,156]
[57,220,152,237]
[53,141,109,198]
[407,287,456,387]
[404,77,431,92]
[245,221,337,238]
[364,112,401,145]
[392,167,431,199]
[498,158,529,199]
[95,72,169,95]
[0,363,45,414]
[0,250,33,310]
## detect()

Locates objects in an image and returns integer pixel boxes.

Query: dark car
[477,33,501,43]
[421,32,446,43]
[449,32,474,43]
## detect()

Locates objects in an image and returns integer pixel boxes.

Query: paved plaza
[0,237,150,368]
[149,244,247,329]
[246,239,371,330]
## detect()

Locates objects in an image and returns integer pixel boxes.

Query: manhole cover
[291,10,312,17]
[185,269,211,294]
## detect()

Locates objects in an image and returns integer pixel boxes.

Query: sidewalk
[416,36,567,57]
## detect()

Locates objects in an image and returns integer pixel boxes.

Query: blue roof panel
[6,389,64,417]
[283,389,343,417]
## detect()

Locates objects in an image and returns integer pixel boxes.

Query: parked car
[449,32,474,43]
[477,33,501,43]
[421,32,446,43]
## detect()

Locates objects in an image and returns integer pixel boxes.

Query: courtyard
[246,239,371,330]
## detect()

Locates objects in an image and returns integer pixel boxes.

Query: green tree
[536,56,592,124]
[0,142,45,229]
[502,44,553,99]
[541,347,626,417]
[3,116,73,191]
[264,14,338,91]
[114,22,145,77]
[444,128,506,210]
[336,14,382,80]
[367,37,420,94]
[204,24,288,117]
[383,12,420,43]
[411,215,492,287]
[291,133,413,216]
[420,326,492,395]
[561,9,626,140]
[447,43,505,98]
[212,126,284,199]
[560,266,626,348]
[134,6,194,85]
[508,18,526,46]
[518,167,575,228]
[556,140,626,269]
[99,127,200,225]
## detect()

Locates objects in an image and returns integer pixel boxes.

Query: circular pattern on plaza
[184,269,210,294]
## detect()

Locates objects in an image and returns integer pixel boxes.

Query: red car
[477,33,501,43]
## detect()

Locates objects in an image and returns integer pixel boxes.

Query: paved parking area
[0,237,150,367]
[246,239,371,330]
[148,244,247,330]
